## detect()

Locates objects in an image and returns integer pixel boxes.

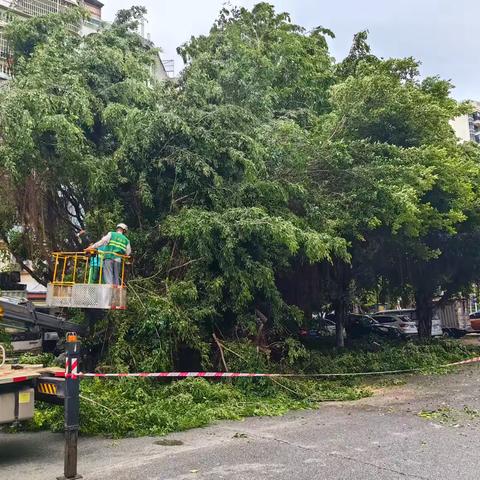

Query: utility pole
[58,333,82,480]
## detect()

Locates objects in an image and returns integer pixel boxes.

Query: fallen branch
[255,309,269,353]
[216,340,248,363]
[213,333,229,372]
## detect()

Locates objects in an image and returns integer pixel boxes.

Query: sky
[102,0,477,101]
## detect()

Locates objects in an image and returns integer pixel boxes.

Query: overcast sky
[102,0,477,101]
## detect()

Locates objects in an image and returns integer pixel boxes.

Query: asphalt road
[2,365,480,480]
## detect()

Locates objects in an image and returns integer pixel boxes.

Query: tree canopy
[1,3,479,368]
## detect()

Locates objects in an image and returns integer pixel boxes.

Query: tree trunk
[330,260,351,349]
[333,298,346,348]
[85,309,105,336]
[415,290,433,340]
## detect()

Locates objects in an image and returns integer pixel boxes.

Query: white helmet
[116,223,128,232]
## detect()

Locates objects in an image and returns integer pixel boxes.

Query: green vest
[103,232,129,260]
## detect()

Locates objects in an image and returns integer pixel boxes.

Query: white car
[371,314,418,336]
[378,309,443,337]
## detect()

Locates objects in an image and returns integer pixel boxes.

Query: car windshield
[361,316,376,324]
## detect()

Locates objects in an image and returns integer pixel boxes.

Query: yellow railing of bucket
[51,251,129,288]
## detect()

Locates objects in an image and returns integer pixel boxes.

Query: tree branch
[0,235,48,287]
[166,257,204,274]
[213,333,228,372]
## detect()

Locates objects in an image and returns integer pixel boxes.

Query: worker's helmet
[116,223,128,232]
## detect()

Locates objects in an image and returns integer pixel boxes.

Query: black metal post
[58,334,82,480]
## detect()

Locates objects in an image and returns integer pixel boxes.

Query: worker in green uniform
[89,223,131,286]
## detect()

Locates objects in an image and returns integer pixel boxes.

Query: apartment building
[450,101,480,144]
[0,0,169,81]
[0,0,103,80]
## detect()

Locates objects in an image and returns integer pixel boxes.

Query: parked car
[299,315,346,340]
[345,314,389,338]
[469,311,480,332]
[377,309,443,337]
[299,318,336,339]
[371,313,418,337]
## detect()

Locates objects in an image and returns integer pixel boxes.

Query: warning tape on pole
[53,356,480,380]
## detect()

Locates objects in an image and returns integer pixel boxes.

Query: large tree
[310,34,478,341]
[1,3,478,365]
[0,5,347,366]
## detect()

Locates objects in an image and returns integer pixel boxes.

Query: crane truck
[1,249,129,426]
[0,297,85,425]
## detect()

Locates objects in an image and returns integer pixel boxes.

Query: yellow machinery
[46,251,129,310]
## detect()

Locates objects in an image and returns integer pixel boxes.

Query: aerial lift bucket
[46,252,129,310]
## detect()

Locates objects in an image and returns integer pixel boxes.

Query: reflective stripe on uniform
[109,241,127,251]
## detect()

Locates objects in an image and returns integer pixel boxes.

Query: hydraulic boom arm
[0,297,86,335]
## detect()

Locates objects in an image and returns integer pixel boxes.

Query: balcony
[0,7,15,26]
[0,31,9,58]
[0,58,12,79]
[472,130,480,144]
[0,0,79,19]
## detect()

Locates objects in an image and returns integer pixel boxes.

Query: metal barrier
[59,332,82,480]
[46,252,129,310]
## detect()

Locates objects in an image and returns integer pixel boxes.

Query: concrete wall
[20,270,46,293]
[450,114,471,142]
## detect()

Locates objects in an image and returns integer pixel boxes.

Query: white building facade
[450,101,480,144]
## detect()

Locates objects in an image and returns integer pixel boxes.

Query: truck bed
[0,365,63,385]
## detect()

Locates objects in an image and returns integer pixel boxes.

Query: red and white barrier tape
[55,356,480,380]
[449,356,480,366]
